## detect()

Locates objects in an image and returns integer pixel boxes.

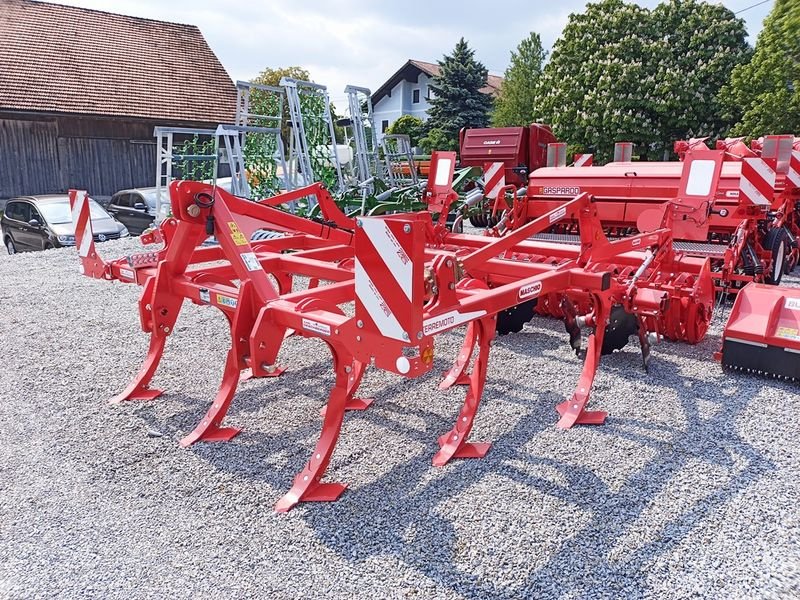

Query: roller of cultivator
[69,150,720,511]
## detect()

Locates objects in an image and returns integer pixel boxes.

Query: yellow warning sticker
[776,327,800,341]
[227,222,248,246]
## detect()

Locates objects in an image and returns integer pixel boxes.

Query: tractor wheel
[5,237,16,255]
[763,228,788,285]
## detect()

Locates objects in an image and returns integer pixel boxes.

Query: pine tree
[718,0,800,136]
[492,32,547,127]
[420,38,493,152]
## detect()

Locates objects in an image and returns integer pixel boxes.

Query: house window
[412,89,420,104]
[427,85,434,100]
[381,120,389,133]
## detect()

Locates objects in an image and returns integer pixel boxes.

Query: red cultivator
[70,150,724,511]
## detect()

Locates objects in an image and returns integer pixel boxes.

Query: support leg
[179,349,242,447]
[320,359,373,416]
[433,319,493,467]
[111,334,166,403]
[556,298,610,428]
[275,348,353,512]
[439,322,477,390]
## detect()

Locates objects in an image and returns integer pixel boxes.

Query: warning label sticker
[119,268,135,281]
[228,222,248,246]
[216,294,238,309]
[302,318,331,336]
[549,206,567,223]
[241,252,262,272]
[776,326,800,341]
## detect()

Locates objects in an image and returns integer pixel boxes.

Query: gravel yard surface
[1,238,798,599]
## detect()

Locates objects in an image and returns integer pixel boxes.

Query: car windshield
[139,190,161,208]
[38,199,110,224]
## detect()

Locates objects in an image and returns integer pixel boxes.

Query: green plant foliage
[492,32,547,127]
[719,0,800,137]
[387,115,425,146]
[537,0,750,162]
[174,135,215,181]
[242,87,283,198]
[652,0,750,155]
[298,91,340,192]
[420,38,493,153]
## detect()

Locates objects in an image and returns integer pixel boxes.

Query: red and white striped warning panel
[354,216,422,343]
[573,154,593,167]
[483,162,505,199]
[787,150,800,190]
[739,158,776,207]
[68,189,94,258]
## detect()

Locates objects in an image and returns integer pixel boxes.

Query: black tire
[43,242,54,250]
[763,228,788,285]
[5,237,16,255]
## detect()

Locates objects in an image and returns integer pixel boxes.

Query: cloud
[48,0,771,112]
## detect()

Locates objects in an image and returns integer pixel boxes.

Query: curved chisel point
[275,350,353,512]
[440,322,477,390]
[180,349,242,446]
[111,334,167,404]
[433,319,492,466]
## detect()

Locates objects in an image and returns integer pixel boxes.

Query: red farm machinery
[70,149,741,511]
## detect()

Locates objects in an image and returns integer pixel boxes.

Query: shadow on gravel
[132,328,775,598]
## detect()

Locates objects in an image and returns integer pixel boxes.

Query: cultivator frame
[70,150,727,511]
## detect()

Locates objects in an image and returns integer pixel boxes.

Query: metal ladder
[381,134,418,187]
[344,85,381,193]
[280,77,345,200]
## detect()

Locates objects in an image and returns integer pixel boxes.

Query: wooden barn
[0,0,237,200]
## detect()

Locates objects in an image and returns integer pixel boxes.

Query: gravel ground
[1,238,799,599]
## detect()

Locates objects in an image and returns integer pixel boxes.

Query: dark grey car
[2,195,129,254]
[106,188,161,235]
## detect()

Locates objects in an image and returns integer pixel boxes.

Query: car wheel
[44,242,54,250]
[5,237,15,255]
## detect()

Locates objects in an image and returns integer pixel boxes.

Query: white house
[371,59,503,141]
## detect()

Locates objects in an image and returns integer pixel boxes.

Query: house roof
[0,0,236,123]
[372,59,503,106]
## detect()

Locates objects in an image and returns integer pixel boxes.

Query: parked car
[2,195,129,254]
[108,179,233,235]
[106,188,160,235]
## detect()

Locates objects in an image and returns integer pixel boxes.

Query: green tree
[719,0,800,136]
[252,65,311,87]
[420,38,493,152]
[386,115,425,146]
[652,0,750,157]
[537,0,751,162]
[492,32,547,127]
[536,0,660,161]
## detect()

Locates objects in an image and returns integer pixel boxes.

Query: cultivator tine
[433,318,494,466]
[179,281,259,446]
[180,349,243,447]
[439,322,477,389]
[556,298,611,428]
[636,316,652,372]
[110,333,166,403]
[275,346,354,512]
[561,297,582,356]
[320,359,373,416]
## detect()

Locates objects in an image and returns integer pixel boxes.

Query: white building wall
[373,72,437,141]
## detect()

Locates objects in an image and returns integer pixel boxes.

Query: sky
[49,0,773,111]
